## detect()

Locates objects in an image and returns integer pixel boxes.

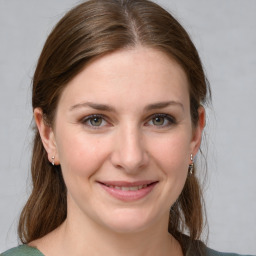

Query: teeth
[129,186,141,191]
[106,184,148,191]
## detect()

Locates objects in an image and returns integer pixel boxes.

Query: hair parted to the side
[18,0,211,251]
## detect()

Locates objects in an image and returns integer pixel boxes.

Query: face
[36,47,204,234]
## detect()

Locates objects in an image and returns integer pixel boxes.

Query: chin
[99,208,161,234]
[106,221,150,234]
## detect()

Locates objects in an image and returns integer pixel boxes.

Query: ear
[34,108,60,165]
[190,106,205,156]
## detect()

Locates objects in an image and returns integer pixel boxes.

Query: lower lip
[99,182,157,202]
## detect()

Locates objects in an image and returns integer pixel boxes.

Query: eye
[146,114,176,128]
[81,114,107,128]
[152,116,165,126]
[89,116,103,126]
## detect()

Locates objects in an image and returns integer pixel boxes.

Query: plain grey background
[0,0,255,254]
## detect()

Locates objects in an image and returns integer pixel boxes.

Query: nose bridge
[111,122,148,172]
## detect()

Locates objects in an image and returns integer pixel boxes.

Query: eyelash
[80,113,176,129]
[81,114,108,129]
[146,113,176,128]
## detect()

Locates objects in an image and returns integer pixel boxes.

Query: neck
[55,213,182,256]
[32,196,183,256]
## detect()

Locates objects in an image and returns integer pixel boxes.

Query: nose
[110,125,149,174]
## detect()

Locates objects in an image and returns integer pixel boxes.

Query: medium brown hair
[18,0,210,252]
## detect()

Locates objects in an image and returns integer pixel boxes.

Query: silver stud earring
[51,156,55,166]
[188,154,194,175]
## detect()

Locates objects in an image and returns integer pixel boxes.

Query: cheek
[149,132,191,191]
[56,129,110,179]
[150,131,191,169]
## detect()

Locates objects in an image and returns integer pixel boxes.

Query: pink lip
[97,180,158,202]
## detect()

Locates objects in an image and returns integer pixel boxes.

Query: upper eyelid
[81,114,107,121]
[147,113,176,121]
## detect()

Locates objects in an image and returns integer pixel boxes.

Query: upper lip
[97,180,158,187]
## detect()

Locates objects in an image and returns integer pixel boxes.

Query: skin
[33,47,205,256]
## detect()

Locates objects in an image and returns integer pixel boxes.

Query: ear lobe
[34,108,59,165]
[190,106,205,155]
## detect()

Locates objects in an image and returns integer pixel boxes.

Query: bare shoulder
[27,225,64,256]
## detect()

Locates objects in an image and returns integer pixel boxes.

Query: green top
[1,245,43,256]
[1,245,254,256]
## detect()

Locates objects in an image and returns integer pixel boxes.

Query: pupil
[90,117,102,126]
[153,117,164,125]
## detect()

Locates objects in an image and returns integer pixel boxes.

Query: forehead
[58,47,190,111]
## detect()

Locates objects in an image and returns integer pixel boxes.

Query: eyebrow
[69,100,184,112]
[69,102,116,112]
[145,101,184,111]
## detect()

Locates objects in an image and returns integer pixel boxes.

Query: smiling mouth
[98,181,158,201]
[104,184,150,191]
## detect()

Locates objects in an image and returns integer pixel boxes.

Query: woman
[1,0,253,255]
